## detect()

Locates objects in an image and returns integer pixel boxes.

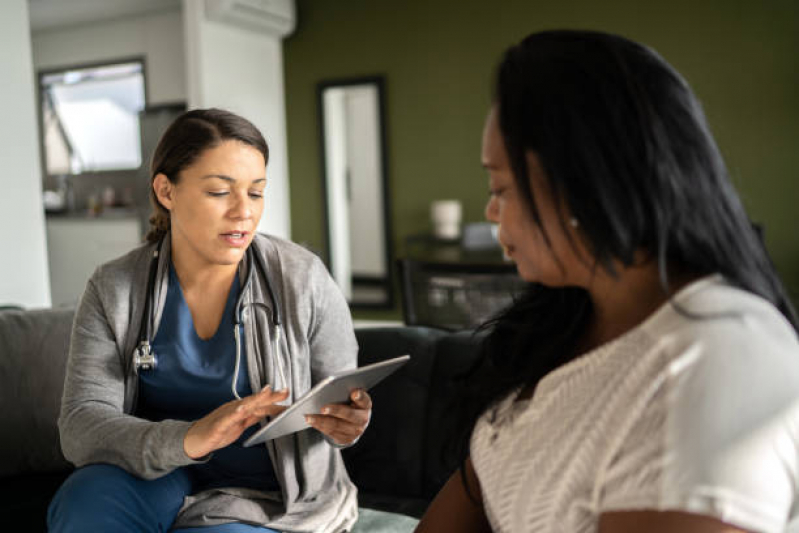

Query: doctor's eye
[249,191,264,199]
[206,191,229,198]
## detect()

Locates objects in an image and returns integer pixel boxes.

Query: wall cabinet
[46,215,142,308]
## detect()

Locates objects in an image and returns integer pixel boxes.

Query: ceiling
[28,0,181,32]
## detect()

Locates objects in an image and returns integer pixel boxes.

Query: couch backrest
[0,307,75,478]
[346,327,482,502]
[420,330,483,497]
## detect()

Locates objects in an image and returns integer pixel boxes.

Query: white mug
[431,200,462,240]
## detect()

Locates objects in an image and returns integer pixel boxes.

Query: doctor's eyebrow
[202,175,266,184]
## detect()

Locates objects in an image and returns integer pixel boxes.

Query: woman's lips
[220,231,250,247]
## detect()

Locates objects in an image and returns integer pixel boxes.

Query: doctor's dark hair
[448,30,798,487]
[145,108,269,243]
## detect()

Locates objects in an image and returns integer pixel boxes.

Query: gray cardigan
[58,233,359,532]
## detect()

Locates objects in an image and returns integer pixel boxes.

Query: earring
[569,217,580,228]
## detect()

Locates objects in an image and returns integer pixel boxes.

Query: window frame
[36,56,149,180]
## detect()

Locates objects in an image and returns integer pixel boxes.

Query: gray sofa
[0,307,482,532]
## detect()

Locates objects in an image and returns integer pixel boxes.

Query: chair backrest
[397,258,527,331]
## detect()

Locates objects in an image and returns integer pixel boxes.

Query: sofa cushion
[351,506,419,532]
[0,308,75,477]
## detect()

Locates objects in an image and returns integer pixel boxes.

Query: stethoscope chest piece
[134,341,157,372]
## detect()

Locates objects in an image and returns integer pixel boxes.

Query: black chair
[397,259,527,331]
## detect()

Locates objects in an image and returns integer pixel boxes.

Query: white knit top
[471,275,799,533]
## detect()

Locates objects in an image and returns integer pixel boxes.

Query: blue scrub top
[137,265,279,492]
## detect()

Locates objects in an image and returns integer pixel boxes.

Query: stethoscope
[133,237,287,399]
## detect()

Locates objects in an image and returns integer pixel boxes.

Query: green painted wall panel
[284,0,799,319]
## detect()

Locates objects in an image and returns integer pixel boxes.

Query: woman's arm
[59,275,198,478]
[61,269,294,475]
[415,458,492,533]
[599,511,751,533]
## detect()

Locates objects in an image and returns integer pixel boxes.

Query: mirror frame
[316,75,394,310]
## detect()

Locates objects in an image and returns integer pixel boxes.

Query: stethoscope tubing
[135,236,287,399]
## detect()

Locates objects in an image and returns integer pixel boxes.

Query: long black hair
[450,29,798,483]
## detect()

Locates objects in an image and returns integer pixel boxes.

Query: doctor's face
[154,140,266,268]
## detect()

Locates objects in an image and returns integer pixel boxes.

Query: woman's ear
[153,173,174,211]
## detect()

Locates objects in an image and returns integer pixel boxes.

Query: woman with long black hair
[417,30,799,533]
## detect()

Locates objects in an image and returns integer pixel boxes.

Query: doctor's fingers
[318,402,371,426]
[255,385,290,403]
[246,404,287,421]
[349,389,373,410]
[307,411,368,435]
[234,390,286,417]
[237,387,289,411]
[306,415,365,444]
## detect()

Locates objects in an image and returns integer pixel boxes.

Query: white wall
[0,0,51,308]
[31,9,186,105]
[183,0,292,240]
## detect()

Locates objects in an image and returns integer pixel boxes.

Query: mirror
[318,76,393,309]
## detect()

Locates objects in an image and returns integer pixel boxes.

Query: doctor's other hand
[184,385,289,460]
[306,388,372,446]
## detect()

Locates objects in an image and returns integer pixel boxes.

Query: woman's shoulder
[253,233,323,265]
[632,279,799,529]
[252,233,329,283]
[644,275,799,364]
[641,275,799,440]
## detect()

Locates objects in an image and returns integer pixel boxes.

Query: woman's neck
[170,239,238,293]
[580,263,697,353]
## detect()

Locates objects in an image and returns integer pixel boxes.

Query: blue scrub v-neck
[137,265,278,492]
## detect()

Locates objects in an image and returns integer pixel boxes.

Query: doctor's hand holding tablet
[184,354,409,458]
[243,354,410,448]
[304,386,373,445]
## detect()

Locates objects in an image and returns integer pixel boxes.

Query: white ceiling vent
[204,0,296,37]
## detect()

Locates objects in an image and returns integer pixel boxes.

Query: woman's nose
[485,195,499,223]
[230,191,253,219]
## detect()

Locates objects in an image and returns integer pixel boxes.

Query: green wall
[284,0,799,319]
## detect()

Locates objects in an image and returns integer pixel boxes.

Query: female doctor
[48,108,371,532]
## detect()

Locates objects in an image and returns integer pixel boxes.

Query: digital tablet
[243,354,410,447]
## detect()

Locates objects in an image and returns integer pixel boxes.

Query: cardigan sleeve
[58,268,207,480]
[306,255,361,447]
